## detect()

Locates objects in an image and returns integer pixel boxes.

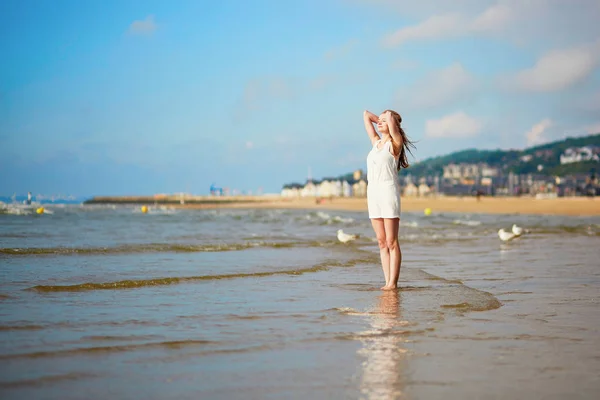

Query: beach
[1,203,599,399]
[86,195,600,216]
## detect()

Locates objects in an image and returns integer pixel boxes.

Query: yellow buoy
[141,205,148,214]
[424,207,432,216]
[36,207,44,214]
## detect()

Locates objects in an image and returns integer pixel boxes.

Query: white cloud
[471,4,512,32]
[513,43,599,92]
[381,3,511,47]
[382,13,467,47]
[347,0,485,17]
[245,141,254,149]
[375,1,600,48]
[425,112,483,138]
[129,15,157,35]
[408,63,477,108]
[525,119,553,146]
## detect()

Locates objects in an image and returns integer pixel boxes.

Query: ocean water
[1,203,599,399]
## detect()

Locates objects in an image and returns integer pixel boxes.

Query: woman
[363,109,415,290]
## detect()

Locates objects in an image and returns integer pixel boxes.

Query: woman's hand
[384,111,393,124]
[364,110,379,123]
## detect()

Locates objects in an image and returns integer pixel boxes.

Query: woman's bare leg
[370,218,389,289]
[382,218,400,290]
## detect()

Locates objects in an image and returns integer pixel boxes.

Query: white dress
[366,139,401,219]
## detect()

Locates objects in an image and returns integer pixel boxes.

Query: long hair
[384,109,416,171]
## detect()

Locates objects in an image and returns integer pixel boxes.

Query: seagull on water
[337,229,358,243]
[512,224,523,236]
[498,228,516,242]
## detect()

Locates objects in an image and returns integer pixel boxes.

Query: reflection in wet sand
[358,291,407,399]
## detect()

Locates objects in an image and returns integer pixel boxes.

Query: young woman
[363,109,415,290]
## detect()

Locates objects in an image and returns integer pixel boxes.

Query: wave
[0,324,44,331]
[401,221,419,228]
[27,252,377,292]
[0,240,327,256]
[26,256,372,292]
[0,339,216,360]
[453,219,482,226]
[0,204,34,215]
[529,225,600,235]
[0,372,99,389]
[399,232,479,242]
[0,318,171,332]
[304,211,355,225]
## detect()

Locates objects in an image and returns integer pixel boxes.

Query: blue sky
[1,0,599,196]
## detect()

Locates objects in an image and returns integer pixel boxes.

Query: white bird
[498,228,516,242]
[512,224,523,236]
[337,229,357,243]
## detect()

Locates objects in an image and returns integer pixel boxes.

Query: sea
[1,202,599,399]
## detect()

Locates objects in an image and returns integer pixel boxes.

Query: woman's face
[377,114,389,133]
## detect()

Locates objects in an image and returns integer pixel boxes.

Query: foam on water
[453,219,482,226]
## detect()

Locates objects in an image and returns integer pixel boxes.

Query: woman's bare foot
[381,285,397,291]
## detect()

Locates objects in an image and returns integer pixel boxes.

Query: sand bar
[85,195,600,216]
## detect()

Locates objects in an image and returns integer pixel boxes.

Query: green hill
[407,133,600,177]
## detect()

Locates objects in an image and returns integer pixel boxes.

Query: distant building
[301,180,317,197]
[520,154,533,162]
[317,180,336,197]
[342,180,353,197]
[443,163,499,181]
[282,176,366,198]
[418,183,431,197]
[352,180,367,197]
[560,147,599,164]
[481,165,499,177]
[443,164,462,179]
[281,183,303,197]
[403,182,418,197]
[210,184,223,196]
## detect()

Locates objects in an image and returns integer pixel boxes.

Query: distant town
[281,142,600,199]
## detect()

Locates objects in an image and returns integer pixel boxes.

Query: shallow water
[1,204,599,399]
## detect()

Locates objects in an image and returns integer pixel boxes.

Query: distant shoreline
[84,195,271,206]
[83,195,600,216]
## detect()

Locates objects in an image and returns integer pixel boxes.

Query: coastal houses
[281,170,368,198]
[281,169,434,198]
[560,146,600,165]
[281,177,368,198]
[442,163,499,182]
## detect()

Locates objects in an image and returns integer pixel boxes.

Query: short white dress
[366,139,401,219]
